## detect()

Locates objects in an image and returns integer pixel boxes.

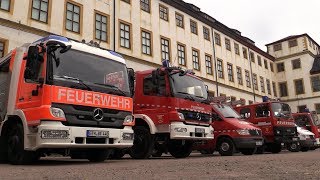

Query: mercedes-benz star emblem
[196,113,202,120]
[93,108,104,121]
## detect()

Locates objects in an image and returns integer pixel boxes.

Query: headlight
[124,115,134,123]
[41,130,69,139]
[236,129,250,136]
[174,127,187,133]
[177,113,185,120]
[50,107,65,119]
[275,130,281,135]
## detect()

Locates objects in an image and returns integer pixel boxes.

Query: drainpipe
[211,27,219,96]
[248,47,256,102]
[113,0,116,51]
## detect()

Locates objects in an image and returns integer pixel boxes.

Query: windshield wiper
[93,82,126,96]
[54,75,92,91]
[177,92,195,101]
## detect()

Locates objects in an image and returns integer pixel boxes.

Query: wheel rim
[7,127,23,161]
[221,142,230,152]
[290,143,297,150]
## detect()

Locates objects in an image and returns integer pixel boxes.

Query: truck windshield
[51,49,130,94]
[311,114,320,126]
[170,73,208,99]
[271,103,292,119]
[213,104,241,119]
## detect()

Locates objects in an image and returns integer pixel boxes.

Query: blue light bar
[109,51,123,58]
[262,96,269,102]
[33,35,69,44]
[162,60,170,68]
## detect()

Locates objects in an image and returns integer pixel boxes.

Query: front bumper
[300,139,317,148]
[28,121,134,151]
[233,137,264,149]
[274,136,299,144]
[170,122,214,140]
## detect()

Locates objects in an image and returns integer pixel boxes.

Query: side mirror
[127,68,135,96]
[26,46,39,62]
[24,46,44,81]
[151,70,159,85]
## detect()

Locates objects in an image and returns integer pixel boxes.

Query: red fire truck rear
[195,96,263,156]
[0,35,134,164]
[122,63,214,159]
[234,97,298,153]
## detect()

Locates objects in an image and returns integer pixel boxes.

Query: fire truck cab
[234,97,298,153]
[0,35,134,164]
[195,96,263,156]
[129,63,214,159]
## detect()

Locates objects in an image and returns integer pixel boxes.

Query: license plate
[293,137,298,141]
[87,130,109,137]
[195,128,205,133]
[256,141,263,146]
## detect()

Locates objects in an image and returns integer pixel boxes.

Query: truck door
[0,56,11,121]
[254,104,272,136]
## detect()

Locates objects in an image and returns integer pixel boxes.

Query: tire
[309,147,316,151]
[301,147,309,152]
[218,138,235,156]
[109,149,126,159]
[129,126,154,159]
[270,143,282,154]
[200,150,214,155]
[287,142,300,152]
[256,145,265,154]
[7,123,39,165]
[86,149,110,162]
[240,148,256,155]
[151,149,163,157]
[168,140,193,158]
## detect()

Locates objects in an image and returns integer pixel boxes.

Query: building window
[0,0,10,11]
[236,66,243,85]
[192,49,200,70]
[253,74,258,90]
[203,26,210,41]
[272,82,277,97]
[249,52,255,63]
[227,63,234,82]
[161,37,170,61]
[95,13,108,42]
[121,0,130,3]
[159,5,168,21]
[243,47,248,59]
[294,79,304,95]
[264,59,268,69]
[177,43,186,66]
[298,105,307,113]
[175,13,184,28]
[260,76,265,93]
[120,22,131,49]
[266,79,271,95]
[274,43,282,51]
[217,59,224,78]
[270,63,274,72]
[140,0,150,12]
[31,0,49,23]
[289,39,298,47]
[0,41,5,58]
[234,43,240,55]
[277,62,285,72]
[315,104,320,114]
[245,70,251,88]
[65,2,81,33]
[279,82,288,97]
[257,56,262,66]
[292,59,301,69]
[141,30,151,55]
[311,75,320,92]
[205,55,212,75]
[190,20,198,35]
[214,33,221,46]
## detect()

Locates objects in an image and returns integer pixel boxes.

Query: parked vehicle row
[0,35,317,165]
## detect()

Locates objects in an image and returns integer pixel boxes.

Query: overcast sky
[184,0,320,51]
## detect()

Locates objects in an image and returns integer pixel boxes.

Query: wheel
[109,149,126,159]
[287,142,300,152]
[309,147,316,150]
[7,123,39,165]
[129,126,154,159]
[270,143,282,154]
[218,138,235,156]
[240,148,256,155]
[256,145,265,154]
[200,149,214,155]
[86,149,110,162]
[151,149,163,157]
[168,140,193,158]
[301,147,309,152]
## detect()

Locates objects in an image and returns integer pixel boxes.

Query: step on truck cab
[130,62,214,159]
[0,35,134,164]
[195,96,263,156]
[293,111,320,149]
[234,97,298,154]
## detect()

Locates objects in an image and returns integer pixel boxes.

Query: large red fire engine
[119,63,214,159]
[194,96,263,156]
[0,35,135,164]
[234,97,298,153]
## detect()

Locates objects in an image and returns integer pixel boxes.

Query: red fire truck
[195,96,263,156]
[234,97,298,153]
[123,63,214,159]
[293,111,320,149]
[0,35,135,164]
